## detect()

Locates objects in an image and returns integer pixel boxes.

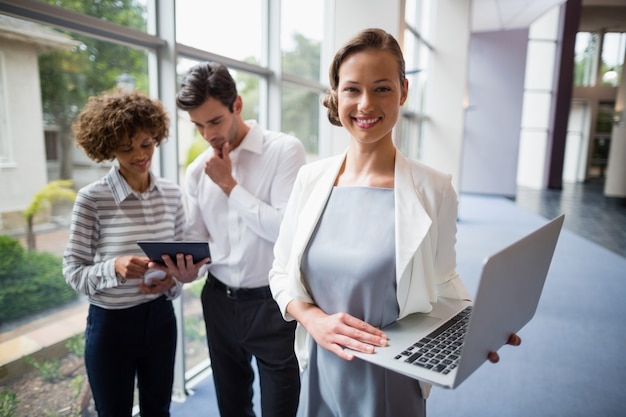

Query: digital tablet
[137,241,211,265]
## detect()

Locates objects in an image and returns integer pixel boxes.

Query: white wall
[563,100,589,182]
[460,28,528,197]
[517,6,561,188]
[0,39,47,215]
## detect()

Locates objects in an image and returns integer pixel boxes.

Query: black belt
[207,273,272,301]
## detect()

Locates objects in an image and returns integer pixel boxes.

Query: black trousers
[85,296,176,417]
[201,274,300,417]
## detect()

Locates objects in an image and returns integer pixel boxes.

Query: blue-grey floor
[171,184,626,417]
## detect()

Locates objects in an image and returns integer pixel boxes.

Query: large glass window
[40,34,150,183]
[399,0,434,161]
[281,83,320,156]
[600,32,626,87]
[0,52,9,165]
[38,0,150,33]
[281,1,323,82]
[574,32,600,86]
[1,0,328,411]
[175,0,263,63]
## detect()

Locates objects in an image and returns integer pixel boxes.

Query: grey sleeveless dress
[298,186,425,417]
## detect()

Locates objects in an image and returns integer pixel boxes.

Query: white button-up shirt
[184,120,306,288]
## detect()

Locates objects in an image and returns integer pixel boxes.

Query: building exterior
[0,15,78,232]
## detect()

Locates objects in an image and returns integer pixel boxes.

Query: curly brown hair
[322,28,406,127]
[72,90,170,162]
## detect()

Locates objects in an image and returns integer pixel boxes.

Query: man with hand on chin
[173,62,306,417]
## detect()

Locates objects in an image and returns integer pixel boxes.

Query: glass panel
[396,115,423,161]
[38,0,149,33]
[39,33,150,184]
[402,0,432,162]
[600,32,625,87]
[525,41,556,90]
[403,28,419,85]
[403,30,428,116]
[405,0,418,29]
[182,277,209,371]
[596,102,615,133]
[281,1,323,82]
[175,0,263,63]
[281,83,319,156]
[574,32,599,87]
[418,0,434,44]
[0,52,9,165]
[232,69,261,122]
[521,91,552,129]
[1,15,152,414]
[406,0,433,37]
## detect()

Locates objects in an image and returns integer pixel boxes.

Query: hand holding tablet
[137,241,211,284]
[137,241,211,265]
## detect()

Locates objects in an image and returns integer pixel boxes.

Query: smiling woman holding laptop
[268,28,521,417]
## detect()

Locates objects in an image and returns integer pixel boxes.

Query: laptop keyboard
[393,306,473,374]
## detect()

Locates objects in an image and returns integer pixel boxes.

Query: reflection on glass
[574,32,599,87]
[405,0,434,44]
[175,0,262,62]
[182,278,210,371]
[397,113,423,162]
[0,53,8,165]
[39,32,149,184]
[39,0,149,33]
[281,83,319,156]
[600,32,625,87]
[231,69,261,122]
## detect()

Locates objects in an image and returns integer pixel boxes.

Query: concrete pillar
[604,49,626,199]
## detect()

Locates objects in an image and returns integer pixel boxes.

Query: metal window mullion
[0,0,165,50]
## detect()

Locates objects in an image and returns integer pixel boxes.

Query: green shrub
[69,375,84,398]
[23,356,61,382]
[0,390,19,417]
[65,333,85,356]
[0,236,25,283]
[0,235,78,323]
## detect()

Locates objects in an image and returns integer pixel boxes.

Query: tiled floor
[512,178,626,258]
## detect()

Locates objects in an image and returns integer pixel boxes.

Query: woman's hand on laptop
[286,300,388,361]
[487,333,522,363]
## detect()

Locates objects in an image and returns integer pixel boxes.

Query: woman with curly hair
[63,90,206,417]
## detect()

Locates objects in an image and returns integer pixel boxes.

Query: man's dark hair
[176,62,238,112]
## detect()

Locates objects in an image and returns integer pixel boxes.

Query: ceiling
[471,0,626,33]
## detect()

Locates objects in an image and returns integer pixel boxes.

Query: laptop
[350,214,565,389]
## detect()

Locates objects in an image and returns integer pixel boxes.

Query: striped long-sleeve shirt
[63,165,185,309]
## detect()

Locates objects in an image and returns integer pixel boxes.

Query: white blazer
[269,150,471,396]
